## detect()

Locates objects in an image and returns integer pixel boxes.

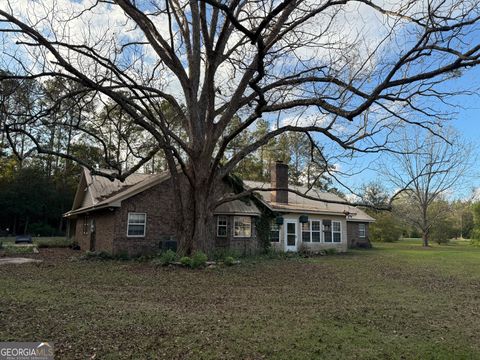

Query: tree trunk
[422,232,429,247]
[175,162,217,256]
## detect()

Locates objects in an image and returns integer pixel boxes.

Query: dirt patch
[0,247,80,263]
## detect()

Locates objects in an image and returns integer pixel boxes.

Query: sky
[343,66,480,199]
[2,0,480,199]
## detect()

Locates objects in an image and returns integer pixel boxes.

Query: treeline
[361,182,478,243]
[0,159,76,236]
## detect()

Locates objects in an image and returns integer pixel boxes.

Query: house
[64,161,374,256]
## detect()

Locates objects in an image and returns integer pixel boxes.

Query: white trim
[270,222,280,243]
[127,212,147,237]
[217,216,228,237]
[322,219,342,243]
[284,219,298,252]
[358,223,366,238]
[233,216,252,238]
[332,220,342,243]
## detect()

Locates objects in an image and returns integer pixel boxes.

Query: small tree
[383,130,473,247]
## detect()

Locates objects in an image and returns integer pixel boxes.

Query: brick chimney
[271,160,289,204]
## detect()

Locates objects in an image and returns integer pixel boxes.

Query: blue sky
[342,66,480,198]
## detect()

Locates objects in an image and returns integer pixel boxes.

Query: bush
[35,238,72,248]
[3,244,36,254]
[191,251,208,269]
[212,248,239,261]
[180,256,192,267]
[470,239,480,247]
[224,256,235,266]
[261,248,288,260]
[324,248,337,255]
[82,251,113,260]
[116,251,130,261]
[369,212,402,242]
[156,249,177,266]
[298,243,314,257]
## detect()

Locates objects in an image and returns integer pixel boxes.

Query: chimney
[271,160,289,204]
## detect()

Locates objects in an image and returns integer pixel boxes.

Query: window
[323,220,332,243]
[302,222,311,242]
[323,220,341,243]
[332,221,341,243]
[82,215,89,235]
[217,216,228,237]
[127,213,146,237]
[301,220,321,243]
[358,223,366,238]
[233,216,252,237]
[270,222,280,242]
[311,220,321,242]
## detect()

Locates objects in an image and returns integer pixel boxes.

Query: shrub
[324,248,337,255]
[191,251,208,269]
[180,256,192,267]
[82,251,113,260]
[369,212,402,242]
[4,245,36,255]
[35,238,72,248]
[298,243,314,257]
[224,256,235,266]
[116,251,130,261]
[157,249,177,266]
[470,239,480,247]
[261,248,289,260]
[212,248,239,261]
[430,217,456,245]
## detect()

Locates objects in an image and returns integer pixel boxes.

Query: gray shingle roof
[243,180,375,222]
[65,169,374,222]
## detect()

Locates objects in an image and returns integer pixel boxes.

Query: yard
[0,240,479,359]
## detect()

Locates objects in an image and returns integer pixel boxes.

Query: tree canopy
[1,0,480,252]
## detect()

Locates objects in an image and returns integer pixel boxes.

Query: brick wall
[214,215,259,256]
[347,222,370,248]
[112,178,180,256]
[73,210,116,253]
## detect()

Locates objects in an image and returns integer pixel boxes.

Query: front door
[285,220,298,252]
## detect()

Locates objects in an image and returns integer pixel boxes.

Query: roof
[243,180,375,222]
[65,168,373,222]
[65,168,261,217]
[214,200,261,216]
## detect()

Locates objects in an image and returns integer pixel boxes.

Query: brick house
[64,162,374,256]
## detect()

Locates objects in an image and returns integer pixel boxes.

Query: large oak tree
[1,0,480,253]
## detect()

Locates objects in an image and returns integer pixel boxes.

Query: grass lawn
[0,237,71,248]
[0,240,479,359]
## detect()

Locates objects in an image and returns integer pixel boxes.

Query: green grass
[0,240,479,359]
[0,237,71,248]
[1,244,37,254]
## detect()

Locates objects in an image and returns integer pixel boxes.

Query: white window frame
[217,216,228,237]
[358,223,366,238]
[233,216,252,238]
[332,221,342,243]
[301,221,311,243]
[301,220,322,243]
[127,212,147,237]
[270,222,280,243]
[311,220,322,243]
